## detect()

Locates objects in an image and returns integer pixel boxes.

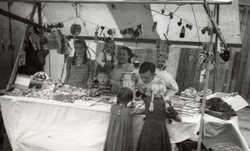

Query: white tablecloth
[0,95,249,151]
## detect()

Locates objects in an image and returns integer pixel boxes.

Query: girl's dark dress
[103,104,134,151]
[136,96,178,151]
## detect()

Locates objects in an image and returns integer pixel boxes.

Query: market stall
[0,94,249,151]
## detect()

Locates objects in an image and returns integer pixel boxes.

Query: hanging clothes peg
[100,26,105,36]
[94,26,99,43]
[152,21,157,32]
[179,26,185,38]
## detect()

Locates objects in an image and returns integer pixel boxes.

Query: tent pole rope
[197,28,214,151]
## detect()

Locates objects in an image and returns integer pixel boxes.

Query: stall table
[0,95,249,151]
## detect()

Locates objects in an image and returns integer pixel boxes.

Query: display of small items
[122,72,136,91]
[172,99,201,117]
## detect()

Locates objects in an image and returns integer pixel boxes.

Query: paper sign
[13,74,31,90]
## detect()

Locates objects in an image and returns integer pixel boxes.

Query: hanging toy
[137,24,142,34]
[169,12,173,19]
[100,26,105,36]
[177,19,182,26]
[201,26,208,35]
[107,29,114,40]
[152,21,157,32]
[186,24,193,30]
[70,23,82,36]
[179,26,185,38]
[94,26,99,43]
[219,48,230,62]
[161,9,165,14]
[132,28,140,39]
[29,26,41,51]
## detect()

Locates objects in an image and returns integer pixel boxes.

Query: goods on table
[122,72,136,91]
[205,97,235,120]
[172,97,201,117]
[22,88,115,104]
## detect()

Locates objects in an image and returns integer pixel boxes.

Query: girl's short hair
[116,87,134,105]
[72,39,88,65]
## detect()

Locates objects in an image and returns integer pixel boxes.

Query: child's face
[97,72,109,85]
[104,43,115,54]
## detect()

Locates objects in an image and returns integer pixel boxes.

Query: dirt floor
[210,107,250,151]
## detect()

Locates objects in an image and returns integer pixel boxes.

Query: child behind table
[103,87,136,151]
[96,38,117,74]
[136,80,182,151]
[92,67,120,94]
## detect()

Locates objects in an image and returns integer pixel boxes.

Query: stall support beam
[0,8,40,29]
[6,3,38,90]
[68,36,242,48]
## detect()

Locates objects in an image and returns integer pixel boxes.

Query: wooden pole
[6,3,37,90]
[197,26,214,151]
[213,5,220,93]
[7,2,14,67]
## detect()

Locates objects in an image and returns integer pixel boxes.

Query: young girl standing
[96,38,117,73]
[136,80,182,151]
[103,87,135,151]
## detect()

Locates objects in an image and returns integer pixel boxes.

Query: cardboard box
[12,74,31,90]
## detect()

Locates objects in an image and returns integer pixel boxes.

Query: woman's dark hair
[72,39,88,65]
[139,61,156,74]
[117,87,134,105]
[119,46,133,63]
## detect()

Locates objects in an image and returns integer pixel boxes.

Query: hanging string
[164,5,204,29]
[191,5,201,44]
[143,4,182,17]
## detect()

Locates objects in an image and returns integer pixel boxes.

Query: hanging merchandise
[152,21,157,32]
[47,29,61,50]
[39,28,49,46]
[107,29,114,40]
[177,19,182,26]
[219,49,230,62]
[169,12,173,19]
[132,28,140,39]
[70,24,81,36]
[94,26,99,43]
[29,26,41,51]
[58,36,72,55]
[179,26,185,38]
[186,24,193,30]
[156,41,170,70]
[201,26,208,34]
[137,24,142,34]
[100,26,105,36]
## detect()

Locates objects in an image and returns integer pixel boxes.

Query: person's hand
[104,62,115,71]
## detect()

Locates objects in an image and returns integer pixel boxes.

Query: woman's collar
[117,62,131,68]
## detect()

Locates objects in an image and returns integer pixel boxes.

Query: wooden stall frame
[0,1,235,151]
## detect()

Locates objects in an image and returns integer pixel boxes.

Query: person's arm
[96,52,105,67]
[158,71,179,100]
[131,107,145,115]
